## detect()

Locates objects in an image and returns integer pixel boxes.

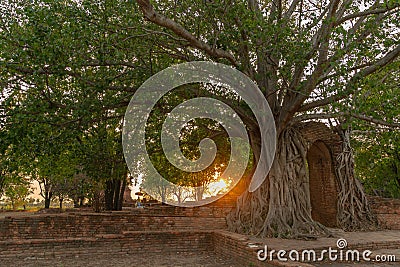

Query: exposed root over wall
[228,126,330,238]
[335,127,378,231]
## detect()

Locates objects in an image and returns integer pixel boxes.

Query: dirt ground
[0,252,241,267]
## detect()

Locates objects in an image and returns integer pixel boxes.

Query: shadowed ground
[0,252,239,267]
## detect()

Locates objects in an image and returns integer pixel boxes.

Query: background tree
[355,131,400,198]
[143,86,249,203]
[0,1,147,210]
[4,177,30,210]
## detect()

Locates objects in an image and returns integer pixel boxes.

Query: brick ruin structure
[211,121,343,228]
[299,121,342,228]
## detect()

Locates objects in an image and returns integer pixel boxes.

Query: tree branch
[299,44,400,112]
[334,3,400,26]
[283,0,301,22]
[350,113,400,128]
[276,0,340,131]
[294,112,400,128]
[136,0,239,66]
[3,63,138,93]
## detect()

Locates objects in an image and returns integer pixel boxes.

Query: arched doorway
[307,141,338,227]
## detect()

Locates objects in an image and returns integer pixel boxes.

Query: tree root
[228,126,331,238]
[335,127,378,231]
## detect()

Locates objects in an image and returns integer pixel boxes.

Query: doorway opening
[307,141,338,227]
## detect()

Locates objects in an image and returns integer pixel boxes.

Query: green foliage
[4,177,31,210]
[354,130,400,198]
[352,61,400,198]
[0,1,145,208]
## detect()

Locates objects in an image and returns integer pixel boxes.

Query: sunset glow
[208,179,229,195]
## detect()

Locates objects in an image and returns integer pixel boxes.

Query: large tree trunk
[59,196,63,209]
[105,178,126,211]
[44,195,51,209]
[335,126,378,231]
[228,126,329,238]
[116,178,126,211]
[228,124,378,238]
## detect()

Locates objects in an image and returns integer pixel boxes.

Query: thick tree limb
[276,0,340,132]
[294,112,400,129]
[234,16,255,79]
[288,1,395,108]
[299,44,400,112]
[336,0,353,19]
[350,113,400,128]
[322,9,390,78]
[318,63,372,85]
[334,3,400,26]
[282,0,301,22]
[136,0,239,67]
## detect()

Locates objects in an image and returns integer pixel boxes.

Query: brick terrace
[0,198,399,267]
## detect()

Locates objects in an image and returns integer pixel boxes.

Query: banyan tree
[135,0,399,237]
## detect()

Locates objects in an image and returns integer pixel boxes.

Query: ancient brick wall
[213,231,273,267]
[299,122,342,227]
[0,230,214,260]
[0,208,228,241]
[369,196,400,230]
[306,140,338,227]
[298,122,342,156]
